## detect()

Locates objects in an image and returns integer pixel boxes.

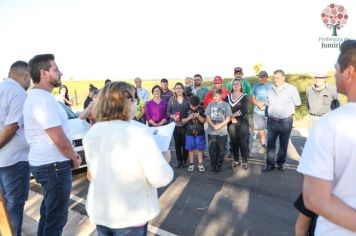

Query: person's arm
[0,123,18,148]
[79,103,92,120]
[62,95,74,106]
[206,116,216,130]
[251,95,265,110]
[214,116,231,131]
[45,126,81,168]
[293,86,302,107]
[295,213,312,236]
[303,175,356,232]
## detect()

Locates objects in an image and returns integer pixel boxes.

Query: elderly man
[0,61,31,236]
[134,77,149,101]
[23,54,81,235]
[263,69,301,172]
[298,39,356,235]
[306,73,339,131]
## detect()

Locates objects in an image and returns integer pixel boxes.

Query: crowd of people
[0,39,356,236]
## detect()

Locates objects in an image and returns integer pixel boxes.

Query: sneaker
[198,164,205,172]
[231,161,241,168]
[258,145,267,154]
[241,163,248,170]
[277,163,286,172]
[188,164,195,172]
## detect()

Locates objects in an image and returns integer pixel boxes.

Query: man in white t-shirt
[0,61,31,236]
[23,54,81,236]
[297,39,356,235]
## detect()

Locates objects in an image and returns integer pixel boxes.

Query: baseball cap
[313,73,328,78]
[234,67,243,73]
[213,76,223,84]
[258,71,268,78]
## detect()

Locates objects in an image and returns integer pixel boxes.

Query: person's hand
[213,124,221,131]
[71,153,82,169]
[231,117,238,124]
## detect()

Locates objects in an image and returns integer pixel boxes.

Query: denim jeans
[266,117,293,167]
[96,223,148,236]
[30,161,72,236]
[208,135,227,171]
[0,161,30,236]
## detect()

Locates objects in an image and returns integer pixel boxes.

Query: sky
[0,0,355,81]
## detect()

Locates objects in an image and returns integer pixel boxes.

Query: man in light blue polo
[251,71,273,153]
[263,69,301,172]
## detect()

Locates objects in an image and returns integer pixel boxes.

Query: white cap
[312,72,328,78]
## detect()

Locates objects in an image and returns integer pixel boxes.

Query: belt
[310,113,323,117]
[268,115,293,122]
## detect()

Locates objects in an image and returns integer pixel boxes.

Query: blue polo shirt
[252,82,273,115]
[266,83,301,119]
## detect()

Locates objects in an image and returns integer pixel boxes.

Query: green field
[58,74,346,120]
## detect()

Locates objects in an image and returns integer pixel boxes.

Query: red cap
[213,76,223,84]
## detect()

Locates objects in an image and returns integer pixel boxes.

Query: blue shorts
[185,135,206,151]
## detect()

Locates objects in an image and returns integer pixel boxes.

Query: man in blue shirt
[263,69,301,172]
[251,71,273,153]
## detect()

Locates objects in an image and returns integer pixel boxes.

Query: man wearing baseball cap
[203,76,229,108]
[306,73,339,131]
[251,71,273,153]
[226,67,252,96]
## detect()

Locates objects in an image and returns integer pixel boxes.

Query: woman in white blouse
[83,81,174,236]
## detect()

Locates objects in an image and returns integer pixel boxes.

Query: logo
[321,4,348,36]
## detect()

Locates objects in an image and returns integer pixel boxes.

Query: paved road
[23,133,307,236]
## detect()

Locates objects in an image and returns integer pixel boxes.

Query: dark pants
[266,117,293,167]
[173,126,188,163]
[96,223,148,236]
[0,161,30,236]
[228,123,250,163]
[30,161,72,236]
[208,135,227,171]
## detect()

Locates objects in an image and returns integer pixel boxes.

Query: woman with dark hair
[225,79,250,170]
[57,85,74,106]
[83,82,173,236]
[167,82,190,168]
[145,85,168,127]
[84,84,99,109]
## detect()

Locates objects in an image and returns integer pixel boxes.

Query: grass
[59,74,347,120]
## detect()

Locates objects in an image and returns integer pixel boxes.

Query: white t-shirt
[297,103,356,236]
[83,120,174,228]
[0,78,29,167]
[23,89,70,166]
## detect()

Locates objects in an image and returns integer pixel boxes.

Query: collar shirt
[137,87,149,101]
[0,78,29,167]
[306,83,338,116]
[266,82,301,119]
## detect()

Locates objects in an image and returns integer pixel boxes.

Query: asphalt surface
[24,131,308,236]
